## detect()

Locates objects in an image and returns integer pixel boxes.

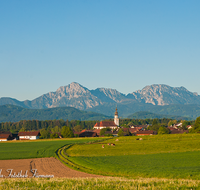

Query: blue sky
[1,0,200,101]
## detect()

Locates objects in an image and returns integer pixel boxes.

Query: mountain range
[1,82,200,120]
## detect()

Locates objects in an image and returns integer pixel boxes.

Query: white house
[18,131,40,140]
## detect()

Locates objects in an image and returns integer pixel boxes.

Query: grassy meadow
[61,134,200,180]
[1,177,200,190]
[1,134,200,189]
[0,137,104,160]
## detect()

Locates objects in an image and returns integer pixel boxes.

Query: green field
[0,138,104,160]
[60,134,200,180]
[1,134,200,181]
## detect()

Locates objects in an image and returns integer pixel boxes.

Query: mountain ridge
[1,82,200,119]
[1,82,199,109]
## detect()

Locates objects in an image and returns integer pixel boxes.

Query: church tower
[114,106,119,126]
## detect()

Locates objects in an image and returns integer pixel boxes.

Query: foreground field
[0,157,101,178]
[0,138,104,160]
[62,134,200,180]
[1,177,200,190]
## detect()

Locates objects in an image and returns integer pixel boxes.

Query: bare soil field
[0,157,102,178]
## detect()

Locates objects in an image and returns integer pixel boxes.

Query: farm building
[93,129,101,136]
[0,134,13,141]
[129,128,142,134]
[18,131,40,140]
[77,130,98,137]
[130,125,148,129]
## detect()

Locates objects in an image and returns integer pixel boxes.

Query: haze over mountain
[0,82,200,119]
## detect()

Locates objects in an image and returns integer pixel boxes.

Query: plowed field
[0,158,102,178]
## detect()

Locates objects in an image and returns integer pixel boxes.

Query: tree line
[0,118,176,133]
[0,117,199,138]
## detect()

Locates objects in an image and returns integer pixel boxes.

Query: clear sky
[1,0,200,101]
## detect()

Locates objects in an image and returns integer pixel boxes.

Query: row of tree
[0,119,97,134]
[0,117,199,136]
[40,126,74,139]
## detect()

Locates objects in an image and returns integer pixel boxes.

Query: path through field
[0,158,102,178]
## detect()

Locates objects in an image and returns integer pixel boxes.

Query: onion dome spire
[115,106,118,116]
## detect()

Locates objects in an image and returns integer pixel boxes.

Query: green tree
[158,126,169,135]
[152,119,158,125]
[100,127,111,136]
[118,128,124,136]
[19,126,26,132]
[192,116,200,132]
[182,120,190,130]
[50,132,59,139]
[40,128,50,139]
[168,120,177,127]
[51,126,60,133]
[73,125,83,132]
[127,122,134,127]
[61,126,74,138]
[148,120,161,131]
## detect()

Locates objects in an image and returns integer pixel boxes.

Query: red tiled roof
[129,128,139,133]
[93,129,101,135]
[18,131,40,136]
[80,130,87,133]
[167,127,178,131]
[79,131,97,137]
[0,134,11,139]
[122,128,129,132]
[94,121,117,127]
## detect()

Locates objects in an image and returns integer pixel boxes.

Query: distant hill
[87,102,200,119]
[0,105,111,122]
[128,111,191,120]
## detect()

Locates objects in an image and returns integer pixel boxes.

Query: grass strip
[1,177,200,190]
[56,140,110,174]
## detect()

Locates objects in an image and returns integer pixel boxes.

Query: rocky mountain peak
[56,82,90,98]
[91,87,126,103]
[128,84,200,105]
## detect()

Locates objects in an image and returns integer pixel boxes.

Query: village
[0,107,192,141]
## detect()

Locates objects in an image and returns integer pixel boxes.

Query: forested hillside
[0,105,110,122]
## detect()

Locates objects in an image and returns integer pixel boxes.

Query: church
[93,107,119,130]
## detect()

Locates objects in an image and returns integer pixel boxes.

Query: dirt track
[0,157,102,178]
